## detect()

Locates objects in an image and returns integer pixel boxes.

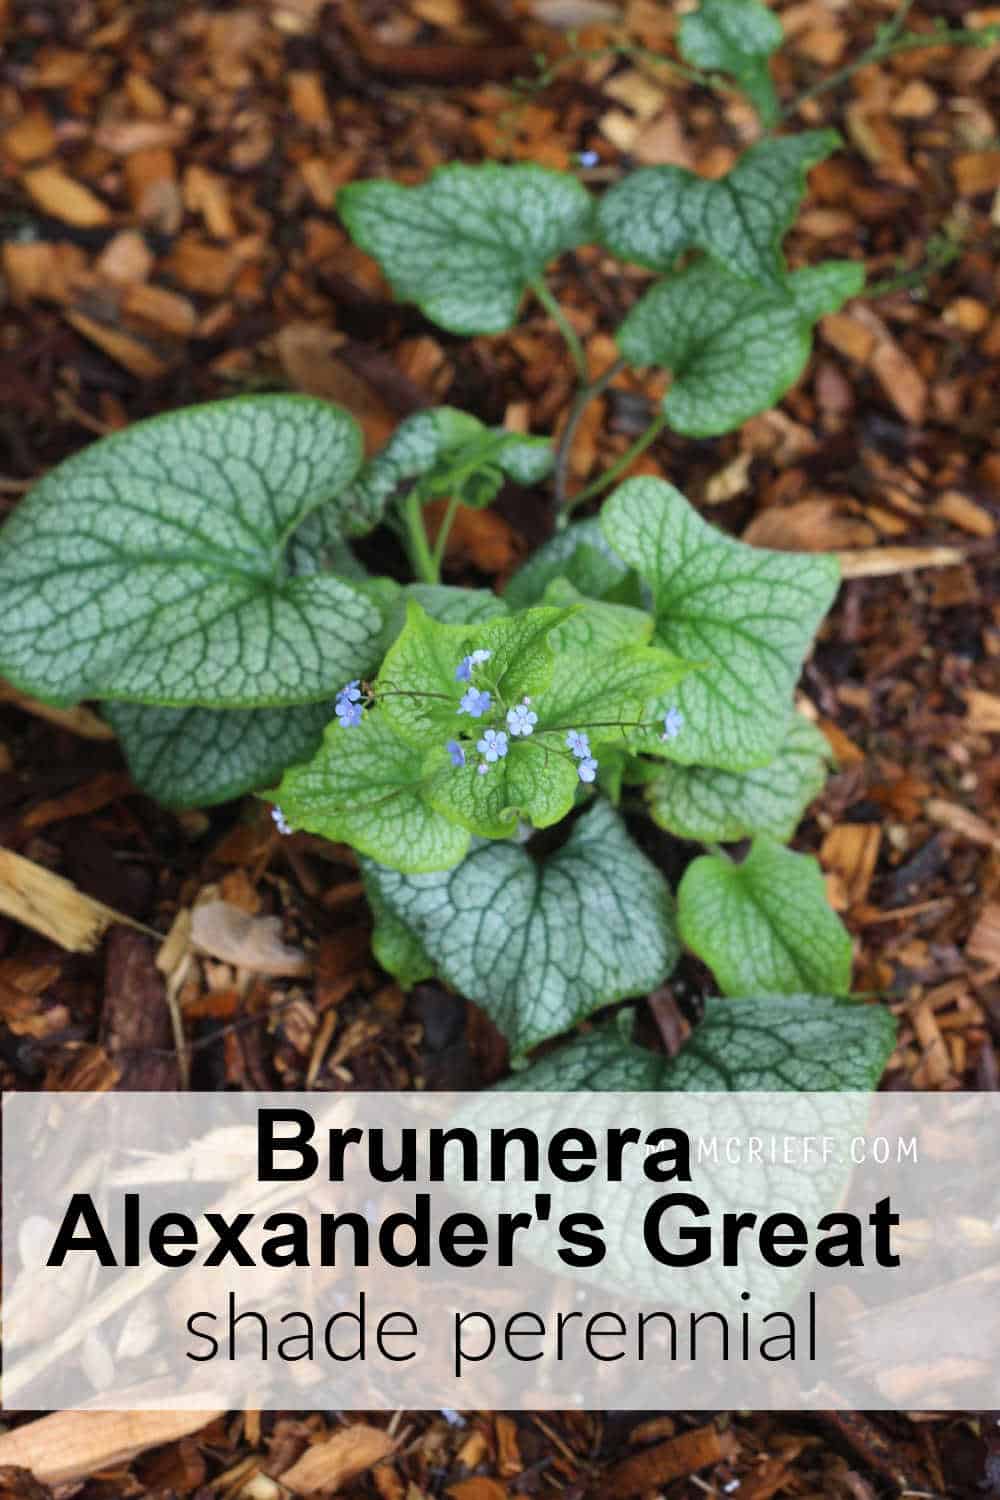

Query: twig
[553,357,626,516]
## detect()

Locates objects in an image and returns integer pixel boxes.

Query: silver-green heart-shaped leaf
[601,478,839,771]
[363,799,679,1059]
[275,711,470,874]
[0,395,387,709]
[497,995,896,1091]
[104,699,336,809]
[646,710,832,842]
[615,258,864,436]
[679,0,785,124]
[678,837,853,996]
[598,131,838,285]
[338,164,595,335]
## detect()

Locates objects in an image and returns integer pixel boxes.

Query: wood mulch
[1,0,1000,1493]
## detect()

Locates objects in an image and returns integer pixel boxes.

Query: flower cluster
[335,679,364,728]
[566,728,597,783]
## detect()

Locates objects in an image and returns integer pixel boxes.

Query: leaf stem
[402,488,439,585]
[554,358,627,522]
[532,278,589,383]
[564,411,669,514]
[430,491,463,577]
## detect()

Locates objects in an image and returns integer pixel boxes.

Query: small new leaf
[0,395,387,708]
[364,800,679,1059]
[598,131,839,285]
[678,837,853,996]
[601,478,839,770]
[498,995,896,1092]
[616,258,865,437]
[104,700,335,809]
[679,0,785,125]
[339,164,595,335]
[646,711,832,842]
[275,712,470,873]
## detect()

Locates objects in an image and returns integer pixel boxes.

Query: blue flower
[477,762,489,776]
[455,648,492,681]
[477,729,508,763]
[446,739,466,769]
[566,729,591,759]
[271,806,292,836]
[458,687,492,718]
[335,697,363,728]
[577,756,598,784]
[506,702,538,737]
[335,679,364,727]
[661,705,684,742]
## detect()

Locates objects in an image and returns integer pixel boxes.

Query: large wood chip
[280,1426,394,1495]
[968,903,1000,970]
[446,1481,508,1500]
[21,165,111,226]
[821,823,881,908]
[192,899,310,975]
[925,798,1000,851]
[64,309,169,379]
[0,681,115,739]
[966,689,1000,733]
[602,1424,737,1499]
[0,849,137,952]
[0,1411,222,1485]
[836,546,965,578]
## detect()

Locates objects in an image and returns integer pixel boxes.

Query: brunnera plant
[0,0,924,1090]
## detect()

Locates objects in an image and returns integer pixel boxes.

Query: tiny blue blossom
[335,697,363,728]
[455,648,492,681]
[506,703,538,737]
[271,806,292,836]
[446,739,466,769]
[335,679,364,727]
[661,705,684,742]
[566,729,591,759]
[477,729,508,763]
[578,756,598,783]
[477,761,489,776]
[577,150,600,167]
[458,687,492,718]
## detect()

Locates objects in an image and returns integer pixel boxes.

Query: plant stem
[532,278,589,383]
[564,411,669,514]
[779,6,996,120]
[430,490,462,577]
[403,488,439,585]
[554,357,627,520]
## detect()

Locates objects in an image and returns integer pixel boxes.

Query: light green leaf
[646,711,832,842]
[598,131,838,285]
[542,578,652,651]
[504,518,630,608]
[543,644,692,749]
[615,259,864,437]
[363,799,678,1058]
[104,699,335,809]
[377,603,569,749]
[601,478,839,770]
[678,837,853,996]
[425,735,579,839]
[497,995,896,1091]
[425,642,689,838]
[338,164,595,335]
[364,872,435,987]
[402,585,508,625]
[274,712,469,873]
[679,0,784,124]
[0,395,389,709]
